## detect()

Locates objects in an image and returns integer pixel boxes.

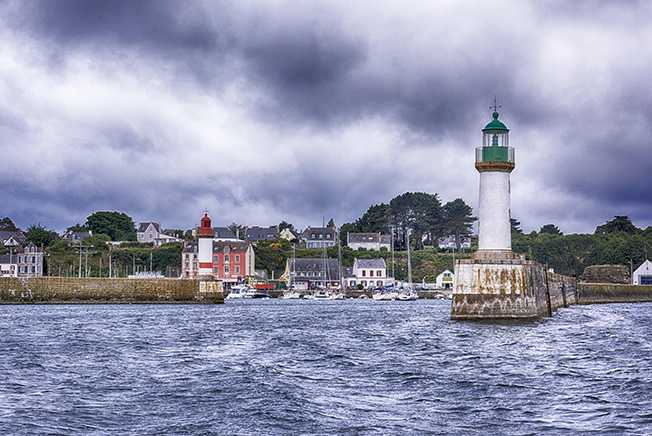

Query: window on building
[362,270,366,277]
[235,255,240,263]
[377,270,382,277]
[235,265,240,274]
[225,254,230,263]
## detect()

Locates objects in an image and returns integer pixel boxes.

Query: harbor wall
[577,283,652,305]
[0,277,224,304]
[451,259,576,320]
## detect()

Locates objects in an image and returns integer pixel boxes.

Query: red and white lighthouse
[197,213,215,277]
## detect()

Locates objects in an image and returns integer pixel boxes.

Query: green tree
[0,217,18,231]
[389,192,443,250]
[25,224,59,247]
[595,216,640,235]
[66,223,88,233]
[86,211,136,241]
[540,224,562,235]
[442,199,476,249]
[356,203,390,233]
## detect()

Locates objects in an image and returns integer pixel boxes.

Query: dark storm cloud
[1,0,652,232]
[4,0,536,136]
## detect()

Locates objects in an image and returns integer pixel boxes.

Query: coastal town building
[213,227,239,241]
[344,258,393,289]
[1,243,44,277]
[182,214,255,282]
[279,228,298,242]
[245,226,279,243]
[438,235,471,251]
[633,260,652,285]
[0,255,17,277]
[137,222,181,247]
[282,258,340,290]
[347,232,391,251]
[436,270,454,290]
[301,227,337,249]
[0,230,26,247]
[62,229,93,243]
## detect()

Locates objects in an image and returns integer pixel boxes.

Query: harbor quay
[0,277,224,304]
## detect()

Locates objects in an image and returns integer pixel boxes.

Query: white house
[347,232,391,251]
[344,258,394,289]
[279,228,298,242]
[438,236,471,250]
[0,254,17,277]
[137,222,181,247]
[633,260,652,285]
[436,269,454,290]
[301,227,337,249]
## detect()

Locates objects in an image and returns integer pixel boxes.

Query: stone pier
[0,277,224,304]
[451,256,576,320]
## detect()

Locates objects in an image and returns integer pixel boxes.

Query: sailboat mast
[337,227,343,290]
[406,228,412,287]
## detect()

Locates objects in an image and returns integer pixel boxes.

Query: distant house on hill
[213,227,240,241]
[0,243,44,277]
[245,226,279,243]
[347,232,391,251]
[279,228,298,242]
[62,229,92,243]
[301,227,337,249]
[282,258,340,290]
[0,230,26,247]
[137,222,181,247]
[438,235,471,250]
[633,260,652,285]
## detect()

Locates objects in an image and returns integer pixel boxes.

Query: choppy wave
[0,301,651,435]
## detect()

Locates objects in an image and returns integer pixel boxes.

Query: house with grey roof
[0,230,26,247]
[137,222,181,247]
[213,227,239,241]
[301,227,337,249]
[345,258,394,289]
[245,226,279,243]
[62,229,93,243]
[281,257,341,290]
[347,232,391,251]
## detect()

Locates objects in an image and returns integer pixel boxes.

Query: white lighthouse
[197,213,215,277]
[475,105,515,258]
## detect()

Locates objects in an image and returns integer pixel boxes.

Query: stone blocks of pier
[451,258,576,320]
[0,277,224,304]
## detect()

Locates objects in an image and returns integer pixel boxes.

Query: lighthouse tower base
[451,258,577,320]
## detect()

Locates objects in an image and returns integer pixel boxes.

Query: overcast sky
[1,0,651,233]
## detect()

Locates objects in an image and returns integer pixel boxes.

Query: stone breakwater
[451,259,577,320]
[577,283,652,305]
[0,277,224,304]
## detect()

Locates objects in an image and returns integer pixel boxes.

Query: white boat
[282,290,303,299]
[226,284,257,299]
[358,294,369,299]
[329,292,346,300]
[372,291,398,301]
[312,289,331,300]
[397,290,418,301]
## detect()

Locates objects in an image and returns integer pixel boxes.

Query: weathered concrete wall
[0,277,223,304]
[451,259,576,320]
[581,265,630,284]
[577,283,652,305]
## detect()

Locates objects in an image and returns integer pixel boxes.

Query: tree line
[339,192,475,250]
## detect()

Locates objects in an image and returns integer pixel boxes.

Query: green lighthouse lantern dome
[481,108,510,147]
